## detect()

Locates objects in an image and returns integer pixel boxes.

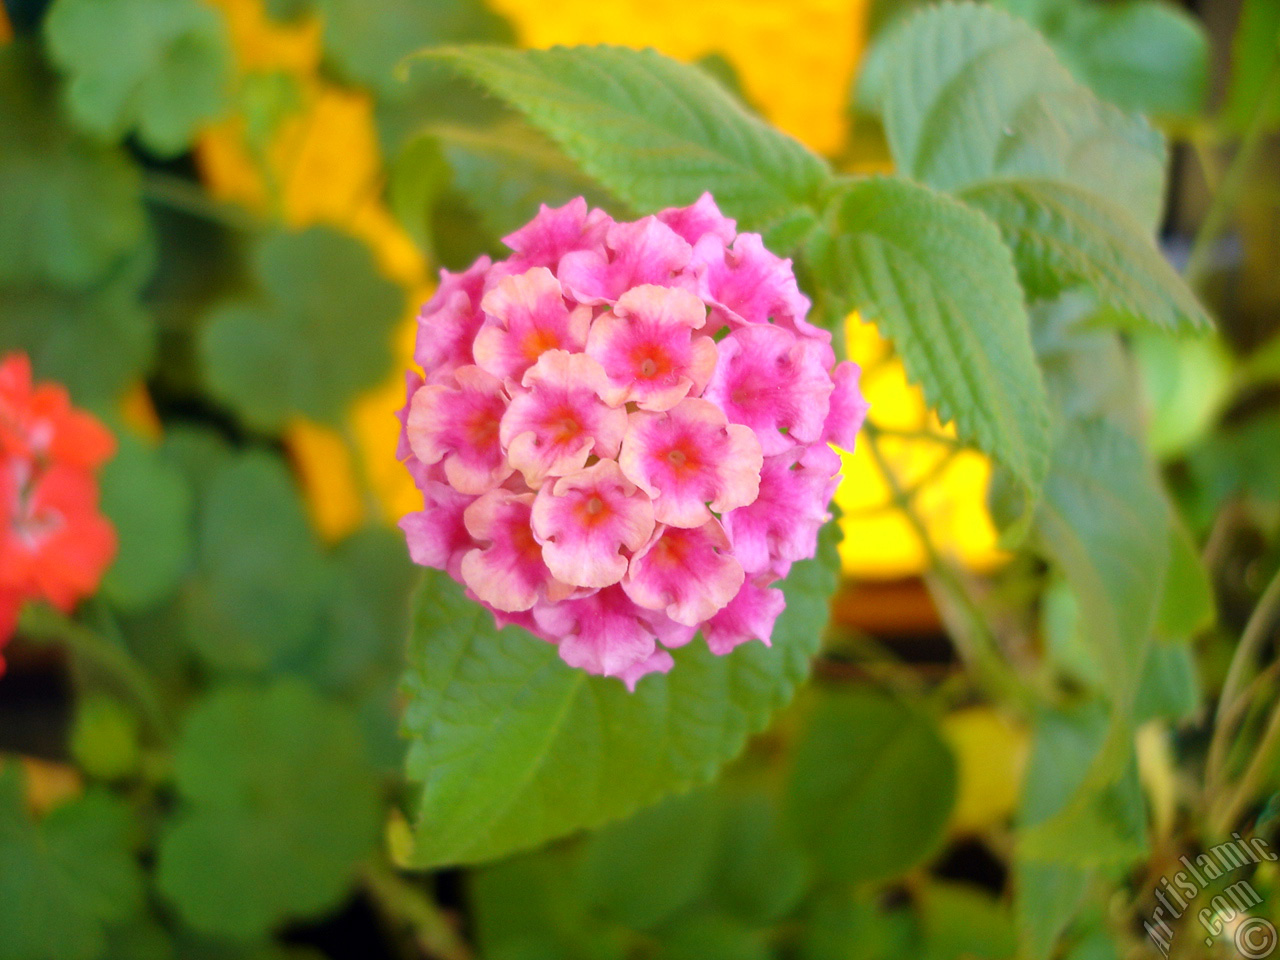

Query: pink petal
[500,197,612,272]
[396,369,425,462]
[624,520,745,626]
[703,325,834,456]
[823,361,870,450]
[531,459,655,589]
[703,580,786,655]
[585,284,716,411]
[474,267,593,382]
[414,257,491,380]
[618,398,762,528]
[499,350,628,488]
[693,232,826,340]
[399,480,475,578]
[460,489,569,612]
[558,216,693,305]
[656,192,737,246]
[617,649,675,691]
[533,584,658,676]
[721,449,838,575]
[406,366,512,494]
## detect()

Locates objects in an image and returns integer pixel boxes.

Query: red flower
[0,354,116,675]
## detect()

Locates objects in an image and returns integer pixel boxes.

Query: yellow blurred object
[0,1,11,44]
[941,707,1029,834]
[837,314,1007,579]
[492,0,870,155]
[6,755,84,816]
[119,382,163,444]
[1137,722,1179,841]
[287,417,367,542]
[198,0,425,535]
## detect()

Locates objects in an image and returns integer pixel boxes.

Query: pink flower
[619,398,762,528]
[722,446,839,576]
[399,481,474,579]
[559,216,693,304]
[624,520,745,626]
[460,489,573,612]
[531,459,654,589]
[533,585,657,676]
[500,197,612,273]
[585,285,717,411]
[475,268,592,383]
[500,351,628,488]
[406,366,511,495]
[656,191,736,246]
[704,580,786,655]
[414,257,491,381]
[395,196,865,686]
[703,325,834,456]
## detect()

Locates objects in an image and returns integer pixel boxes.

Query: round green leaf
[44,0,233,156]
[200,228,404,430]
[70,695,143,781]
[157,681,382,938]
[0,43,145,289]
[100,435,193,613]
[786,690,956,884]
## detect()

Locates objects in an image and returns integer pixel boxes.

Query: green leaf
[44,0,232,156]
[959,179,1209,333]
[157,681,382,938]
[0,765,143,960]
[1155,520,1214,640]
[1133,641,1200,724]
[1223,0,1280,131]
[0,43,145,290]
[1043,1,1209,118]
[401,525,839,868]
[200,228,404,430]
[429,120,623,243]
[920,882,1017,960]
[70,695,143,781]
[1035,419,1170,706]
[181,452,330,672]
[0,251,154,409]
[807,175,1050,501]
[579,788,720,930]
[785,689,957,884]
[429,44,831,236]
[865,2,1166,231]
[651,913,770,960]
[709,789,810,924]
[320,0,513,96]
[100,435,193,613]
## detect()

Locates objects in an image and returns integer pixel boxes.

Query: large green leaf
[0,43,145,290]
[44,0,233,156]
[320,0,513,97]
[784,690,956,884]
[1031,0,1209,118]
[960,179,1209,333]
[865,2,1166,231]
[0,766,143,960]
[100,434,193,613]
[157,681,382,938]
[200,228,404,430]
[807,176,1050,501]
[181,452,330,672]
[428,45,831,237]
[401,526,839,868]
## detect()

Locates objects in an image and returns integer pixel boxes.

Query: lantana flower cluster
[0,354,116,675]
[398,195,866,686]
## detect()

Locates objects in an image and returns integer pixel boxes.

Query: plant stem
[17,604,171,742]
[862,424,1033,712]
[141,171,262,233]
[1185,56,1280,289]
[1213,696,1280,836]
[363,861,472,960]
[1207,563,1280,794]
